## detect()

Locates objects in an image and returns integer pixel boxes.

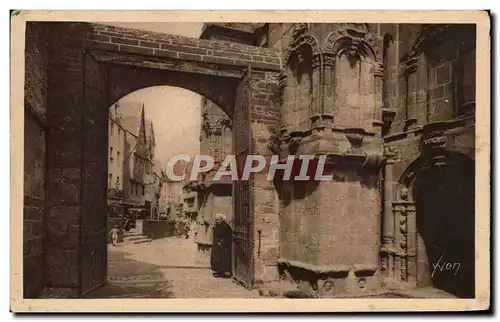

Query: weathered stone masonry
[23,22,476,299]
[24,22,49,298]
[24,22,281,297]
[268,23,476,298]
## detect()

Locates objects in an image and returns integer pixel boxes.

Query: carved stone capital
[292,23,308,39]
[312,53,321,69]
[423,135,447,149]
[392,201,416,213]
[201,112,212,136]
[344,127,365,147]
[310,113,334,128]
[421,121,450,165]
[383,145,398,160]
[216,116,232,130]
[322,52,336,66]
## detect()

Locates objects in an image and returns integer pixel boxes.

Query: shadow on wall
[415,162,475,298]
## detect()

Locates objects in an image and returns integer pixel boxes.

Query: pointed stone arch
[283,23,320,67]
[324,34,377,63]
[323,28,380,131]
[280,25,321,138]
[389,150,475,297]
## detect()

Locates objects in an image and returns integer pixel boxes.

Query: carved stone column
[392,201,416,284]
[372,62,384,133]
[310,52,334,133]
[416,53,428,126]
[380,145,398,277]
[279,72,292,139]
[310,53,321,117]
[404,55,419,131]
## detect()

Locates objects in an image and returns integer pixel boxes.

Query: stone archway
[398,152,475,298]
[40,22,280,297]
[413,154,475,298]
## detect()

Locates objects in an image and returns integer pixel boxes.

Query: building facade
[112,102,158,218]
[150,160,164,219]
[162,161,185,220]
[187,96,234,259]
[143,120,158,218]
[194,23,476,298]
[107,102,126,216]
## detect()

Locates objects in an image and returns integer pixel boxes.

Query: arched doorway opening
[412,153,475,298]
[80,51,250,296]
[39,21,280,296]
[104,84,237,288]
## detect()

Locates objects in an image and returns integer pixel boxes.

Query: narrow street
[86,237,260,299]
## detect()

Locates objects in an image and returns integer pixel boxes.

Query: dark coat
[210,221,232,273]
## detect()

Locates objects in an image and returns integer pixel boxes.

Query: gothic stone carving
[267,127,282,155]
[322,52,335,66]
[216,116,232,130]
[391,202,416,282]
[324,26,378,61]
[201,112,211,136]
[421,121,450,166]
[383,145,398,161]
[344,128,365,147]
[312,54,321,69]
[284,24,319,67]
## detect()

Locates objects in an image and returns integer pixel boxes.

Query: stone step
[132,238,152,244]
[124,235,148,241]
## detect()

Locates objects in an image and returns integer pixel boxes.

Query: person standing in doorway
[210,214,232,278]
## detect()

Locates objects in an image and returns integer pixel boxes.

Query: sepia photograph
[10,10,490,312]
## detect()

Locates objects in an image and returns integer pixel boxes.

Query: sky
[108,23,205,169]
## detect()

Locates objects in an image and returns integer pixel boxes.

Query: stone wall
[379,24,477,298]
[263,23,476,297]
[249,70,281,284]
[24,22,49,298]
[87,23,280,71]
[43,23,90,297]
[23,113,47,298]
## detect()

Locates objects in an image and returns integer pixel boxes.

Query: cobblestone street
[86,237,260,299]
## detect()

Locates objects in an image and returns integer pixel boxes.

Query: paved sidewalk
[87,237,258,298]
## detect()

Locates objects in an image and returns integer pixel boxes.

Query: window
[117,151,120,165]
[109,147,114,162]
[108,174,112,187]
[116,176,120,187]
[142,185,145,196]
